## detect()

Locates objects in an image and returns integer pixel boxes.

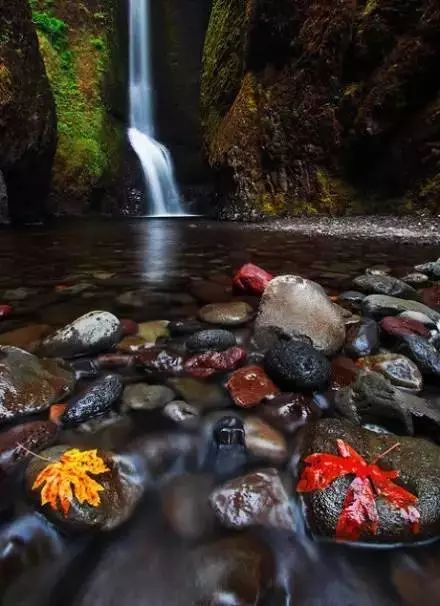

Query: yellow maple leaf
[32,449,110,517]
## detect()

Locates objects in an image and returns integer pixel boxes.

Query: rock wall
[201,0,440,218]
[30,0,125,215]
[0,0,56,223]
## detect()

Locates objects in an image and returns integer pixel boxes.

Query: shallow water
[0,219,439,606]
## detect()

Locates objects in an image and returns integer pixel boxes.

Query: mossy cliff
[0,0,56,222]
[30,0,124,214]
[202,0,440,218]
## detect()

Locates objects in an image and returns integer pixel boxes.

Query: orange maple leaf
[32,449,110,517]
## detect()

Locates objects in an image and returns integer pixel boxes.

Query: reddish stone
[137,348,184,376]
[120,318,139,336]
[260,393,321,433]
[233,264,273,296]
[421,284,440,311]
[380,316,430,338]
[95,353,135,370]
[49,403,67,425]
[0,305,12,319]
[331,356,359,390]
[227,365,279,408]
[185,347,247,378]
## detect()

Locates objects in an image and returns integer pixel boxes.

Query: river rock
[255,275,345,355]
[261,393,322,434]
[380,316,431,339]
[365,265,391,276]
[190,279,232,303]
[362,295,440,324]
[400,334,440,377]
[335,371,440,436]
[122,383,175,412]
[3,287,37,301]
[226,365,279,408]
[184,346,247,378]
[353,274,417,299]
[244,417,288,464]
[0,305,12,319]
[264,340,331,392]
[61,374,123,427]
[299,418,440,543]
[345,319,380,358]
[168,319,206,336]
[0,346,74,422]
[186,329,236,353]
[421,284,440,311]
[204,416,248,479]
[39,311,122,358]
[26,445,146,532]
[0,421,58,474]
[210,468,294,530]
[415,258,440,278]
[136,348,184,377]
[338,291,366,310]
[137,321,169,342]
[198,301,254,326]
[0,324,51,351]
[168,377,231,411]
[358,354,423,392]
[232,263,273,295]
[401,273,430,286]
[330,356,360,389]
[163,400,200,426]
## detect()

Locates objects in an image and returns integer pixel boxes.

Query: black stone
[61,374,123,427]
[169,319,206,336]
[186,329,236,353]
[400,334,440,377]
[345,319,380,358]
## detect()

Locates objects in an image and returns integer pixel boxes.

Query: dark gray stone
[400,334,440,377]
[61,374,123,427]
[186,328,236,353]
[353,274,417,299]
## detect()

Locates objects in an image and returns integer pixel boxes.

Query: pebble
[232,263,273,295]
[345,319,380,358]
[61,374,123,427]
[186,329,236,353]
[400,334,440,377]
[122,383,175,411]
[184,346,247,378]
[137,321,169,342]
[358,353,423,392]
[162,400,200,425]
[362,295,440,324]
[353,274,417,299]
[244,416,288,464]
[0,421,58,474]
[401,272,429,286]
[421,284,440,311]
[226,365,279,408]
[0,305,12,319]
[380,316,431,339]
[198,301,254,326]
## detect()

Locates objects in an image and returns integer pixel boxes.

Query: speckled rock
[198,301,254,326]
[358,354,423,392]
[264,340,331,392]
[61,374,123,427]
[345,319,380,358]
[226,365,279,408]
[0,421,58,474]
[335,371,440,436]
[210,468,293,530]
[255,275,345,355]
[0,346,74,423]
[362,295,440,324]
[39,311,122,358]
[300,419,440,543]
[186,329,236,353]
[400,335,440,377]
[122,383,175,412]
[353,274,417,299]
[136,348,184,377]
[261,393,322,434]
[244,417,288,464]
[26,446,146,532]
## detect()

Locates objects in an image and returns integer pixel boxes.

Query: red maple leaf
[297,439,420,540]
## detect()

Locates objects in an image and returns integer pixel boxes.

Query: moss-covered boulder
[0,0,56,223]
[202,0,440,218]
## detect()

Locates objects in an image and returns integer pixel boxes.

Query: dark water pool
[0,219,439,606]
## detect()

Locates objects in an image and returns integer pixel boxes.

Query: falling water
[128,0,183,216]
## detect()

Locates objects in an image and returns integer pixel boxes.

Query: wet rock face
[300,419,440,543]
[256,276,345,355]
[0,0,56,223]
[61,374,123,427]
[40,312,122,359]
[209,468,293,530]
[0,346,74,423]
[0,421,58,474]
[265,340,331,392]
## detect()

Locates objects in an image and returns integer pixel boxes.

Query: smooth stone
[399,310,436,326]
[186,329,236,353]
[116,291,145,307]
[362,295,440,324]
[61,374,123,427]
[94,353,135,371]
[128,432,198,479]
[0,324,51,351]
[255,275,346,355]
[365,265,391,276]
[137,320,170,342]
[198,301,254,326]
[122,383,175,412]
[244,417,288,464]
[55,282,94,296]
[184,346,247,378]
[358,354,423,392]
[209,468,294,530]
[335,371,440,436]
[120,318,139,337]
[162,400,200,426]
[264,340,331,392]
[415,258,440,278]
[400,334,440,377]
[63,412,134,452]
[421,284,440,311]
[338,291,366,309]
[261,393,322,434]
[0,421,58,474]
[2,287,37,301]
[39,311,122,358]
[300,418,440,543]
[161,473,216,540]
[168,319,205,336]
[0,346,74,423]
[345,319,380,358]
[136,348,184,376]
[353,274,417,299]
[190,280,232,303]
[330,356,360,389]
[401,273,430,286]
[232,263,273,295]
[380,316,431,339]
[26,446,146,532]
[226,365,279,408]
[168,377,231,411]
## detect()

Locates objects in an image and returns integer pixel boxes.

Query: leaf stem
[373,442,400,464]
[16,442,55,463]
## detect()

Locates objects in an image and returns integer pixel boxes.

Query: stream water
[0,219,439,606]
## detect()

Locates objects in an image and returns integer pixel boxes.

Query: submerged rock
[415,259,440,278]
[168,377,231,411]
[0,421,58,474]
[0,305,12,319]
[358,354,423,392]
[345,319,380,358]
[264,340,331,392]
[198,301,254,326]
[137,321,170,342]
[163,400,200,426]
[122,383,175,412]
[353,274,417,299]
[335,371,440,436]
[136,348,184,376]
[255,275,345,355]
[244,416,288,464]
[0,324,51,351]
[226,365,279,408]
[61,374,123,427]
[362,295,440,324]
[299,419,440,543]
[330,356,360,389]
[186,328,236,353]
[39,311,122,358]
[0,346,74,422]
[210,468,293,530]
[204,416,248,479]
[169,319,205,336]
[232,263,273,295]
[261,392,322,434]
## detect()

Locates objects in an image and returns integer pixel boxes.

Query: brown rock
[244,416,288,464]
[226,365,279,408]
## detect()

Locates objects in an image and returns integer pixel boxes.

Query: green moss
[32,11,68,51]
[363,0,378,17]
[316,169,355,214]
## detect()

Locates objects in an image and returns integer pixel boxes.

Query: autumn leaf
[297,439,420,540]
[32,449,110,517]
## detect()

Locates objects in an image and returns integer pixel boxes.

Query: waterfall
[128,0,183,216]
